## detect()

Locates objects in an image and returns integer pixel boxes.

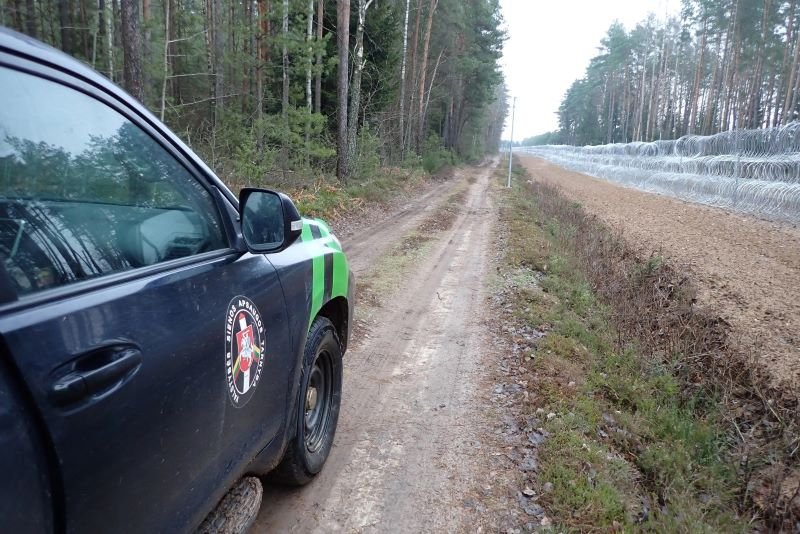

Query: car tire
[197,477,262,534]
[270,316,342,486]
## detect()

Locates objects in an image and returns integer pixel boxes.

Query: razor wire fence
[518,122,800,224]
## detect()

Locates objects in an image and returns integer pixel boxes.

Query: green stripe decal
[301,218,348,328]
[302,220,323,326]
[332,252,349,297]
[310,246,325,325]
[301,221,313,242]
[315,218,331,236]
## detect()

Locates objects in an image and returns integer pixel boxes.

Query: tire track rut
[254,162,498,532]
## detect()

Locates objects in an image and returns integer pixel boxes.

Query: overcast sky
[500,0,680,140]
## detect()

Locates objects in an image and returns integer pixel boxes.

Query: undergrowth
[495,162,799,531]
[224,164,432,223]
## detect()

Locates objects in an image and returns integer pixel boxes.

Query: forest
[537,0,800,146]
[0,0,506,182]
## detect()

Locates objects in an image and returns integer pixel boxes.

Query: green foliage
[421,134,454,173]
[519,131,563,146]
[425,0,507,159]
[7,0,506,196]
[205,108,335,185]
[558,1,800,145]
[349,128,382,181]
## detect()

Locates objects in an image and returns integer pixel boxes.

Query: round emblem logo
[225,296,266,408]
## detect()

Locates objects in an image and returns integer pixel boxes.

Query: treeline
[554,0,800,146]
[0,0,506,181]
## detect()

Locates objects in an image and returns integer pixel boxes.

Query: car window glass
[0,67,228,296]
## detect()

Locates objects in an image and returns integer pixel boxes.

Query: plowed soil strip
[519,156,800,391]
[254,164,497,532]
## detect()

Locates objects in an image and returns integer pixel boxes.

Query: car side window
[0,67,228,296]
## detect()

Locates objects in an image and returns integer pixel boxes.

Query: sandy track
[254,164,497,531]
[519,156,800,391]
[338,177,458,278]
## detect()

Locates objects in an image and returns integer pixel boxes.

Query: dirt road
[519,156,800,391]
[254,163,497,531]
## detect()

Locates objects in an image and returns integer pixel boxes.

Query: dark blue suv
[0,28,354,533]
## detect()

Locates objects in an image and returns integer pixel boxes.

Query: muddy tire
[270,316,343,486]
[197,477,262,534]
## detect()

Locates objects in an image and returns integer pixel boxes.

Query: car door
[0,63,294,532]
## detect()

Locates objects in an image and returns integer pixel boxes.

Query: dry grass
[526,182,800,530]
[226,166,432,224]
[496,162,800,531]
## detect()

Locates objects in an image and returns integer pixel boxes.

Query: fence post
[507,97,516,188]
[735,128,741,207]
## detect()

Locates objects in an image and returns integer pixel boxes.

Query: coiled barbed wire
[519,122,800,224]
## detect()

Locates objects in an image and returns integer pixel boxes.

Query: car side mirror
[239,188,303,253]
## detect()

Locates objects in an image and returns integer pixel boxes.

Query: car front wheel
[270,316,342,485]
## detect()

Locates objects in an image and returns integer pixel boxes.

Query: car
[0,27,353,533]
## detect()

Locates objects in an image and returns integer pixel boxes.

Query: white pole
[507,96,516,188]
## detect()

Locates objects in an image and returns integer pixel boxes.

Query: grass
[289,167,431,222]
[224,164,433,223]
[493,164,751,532]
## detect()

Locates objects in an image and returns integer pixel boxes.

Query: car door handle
[51,347,142,405]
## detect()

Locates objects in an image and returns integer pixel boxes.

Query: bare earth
[254,164,498,531]
[519,156,800,392]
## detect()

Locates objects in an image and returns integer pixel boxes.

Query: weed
[491,163,767,531]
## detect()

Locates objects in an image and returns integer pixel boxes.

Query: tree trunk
[406,0,422,153]
[636,50,647,141]
[305,0,314,159]
[168,0,177,101]
[346,0,374,172]
[306,0,313,113]
[314,0,323,114]
[97,0,106,70]
[282,0,289,121]
[256,0,269,121]
[120,0,143,102]
[141,0,151,99]
[241,0,252,114]
[687,18,706,135]
[422,47,443,127]
[702,33,722,135]
[279,0,289,170]
[59,0,72,54]
[213,0,224,118]
[24,0,36,37]
[415,0,437,152]
[783,22,800,123]
[775,0,795,126]
[106,0,114,80]
[204,0,214,125]
[79,0,89,59]
[722,1,740,130]
[399,0,410,154]
[160,0,170,121]
[142,0,150,33]
[789,44,800,121]
[336,0,350,181]
[747,0,772,128]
